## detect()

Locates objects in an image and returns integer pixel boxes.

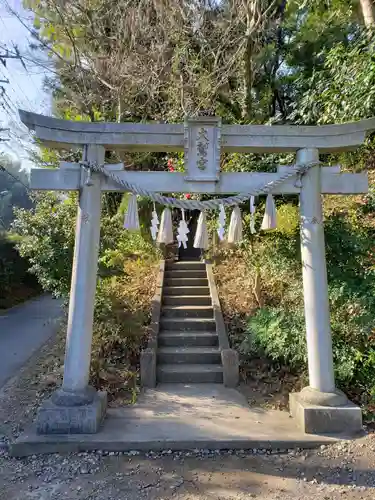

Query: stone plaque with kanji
[184,116,221,182]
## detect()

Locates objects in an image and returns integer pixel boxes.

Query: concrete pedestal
[221,349,239,388]
[36,391,107,435]
[140,348,156,388]
[289,390,362,435]
[13,384,340,457]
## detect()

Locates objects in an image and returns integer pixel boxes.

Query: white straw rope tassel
[227,206,243,243]
[157,207,174,244]
[193,211,209,249]
[261,194,277,230]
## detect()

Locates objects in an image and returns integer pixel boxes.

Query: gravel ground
[1,440,375,499]
[0,328,375,499]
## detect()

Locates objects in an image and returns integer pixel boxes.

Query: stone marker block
[37,391,107,434]
[141,348,156,388]
[289,391,362,435]
[222,349,239,388]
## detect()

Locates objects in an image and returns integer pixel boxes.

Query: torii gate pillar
[37,145,107,434]
[290,148,362,433]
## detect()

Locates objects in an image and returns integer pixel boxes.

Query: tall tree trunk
[360,0,375,27]
[117,95,122,123]
[269,0,288,119]
[244,33,255,121]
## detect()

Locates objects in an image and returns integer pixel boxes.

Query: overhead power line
[0,43,59,77]
[0,47,26,69]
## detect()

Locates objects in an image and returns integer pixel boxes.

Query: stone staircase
[157,261,223,384]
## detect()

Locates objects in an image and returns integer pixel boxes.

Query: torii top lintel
[20,110,369,195]
[19,110,375,154]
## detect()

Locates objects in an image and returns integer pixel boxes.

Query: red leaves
[167,158,174,172]
[167,158,191,199]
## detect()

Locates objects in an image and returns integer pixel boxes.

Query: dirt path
[1,437,375,499]
[0,295,63,388]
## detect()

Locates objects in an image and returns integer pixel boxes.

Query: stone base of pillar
[289,388,362,435]
[36,390,107,435]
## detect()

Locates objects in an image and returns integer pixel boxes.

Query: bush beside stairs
[141,260,239,387]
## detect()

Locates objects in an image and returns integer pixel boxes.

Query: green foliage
[244,306,307,366]
[223,153,295,173]
[99,217,161,276]
[241,200,375,404]
[242,206,302,306]
[91,255,159,401]
[0,155,39,308]
[12,193,77,297]
[275,203,300,235]
[12,187,160,400]
[293,33,375,125]
[0,231,40,308]
[12,192,161,298]
[0,154,32,229]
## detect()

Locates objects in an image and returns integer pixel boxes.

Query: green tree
[13,192,76,297]
[0,154,32,229]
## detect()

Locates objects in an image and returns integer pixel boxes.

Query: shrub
[0,231,40,308]
[91,255,159,401]
[244,307,307,368]
[12,193,76,297]
[238,200,375,406]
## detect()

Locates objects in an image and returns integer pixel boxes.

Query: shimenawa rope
[80,160,320,210]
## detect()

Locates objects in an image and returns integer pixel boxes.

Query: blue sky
[0,0,51,170]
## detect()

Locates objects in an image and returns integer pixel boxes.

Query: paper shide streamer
[125,193,278,248]
[177,209,189,249]
[150,202,159,241]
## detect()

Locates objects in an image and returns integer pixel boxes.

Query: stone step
[161,305,213,319]
[165,270,207,279]
[158,331,219,347]
[157,364,223,383]
[160,317,216,331]
[158,347,221,364]
[163,286,210,296]
[163,295,212,306]
[166,261,205,271]
[164,277,208,287]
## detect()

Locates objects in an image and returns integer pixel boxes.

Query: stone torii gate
[20,110,373,436]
